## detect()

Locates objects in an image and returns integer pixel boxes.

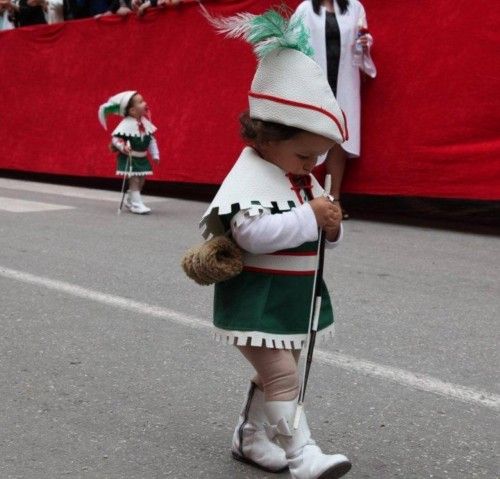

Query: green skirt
[213,269,334,350]
[116,154,152,176]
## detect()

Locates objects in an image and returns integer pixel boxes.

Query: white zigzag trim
[212,323,335,350]
[200,201,297,239]
[115,171,153,177]
[112,116,157,137]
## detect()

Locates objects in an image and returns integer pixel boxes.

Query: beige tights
[129,176,146,192]
[238,346,302,401]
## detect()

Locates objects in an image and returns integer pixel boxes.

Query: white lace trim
[212,323,334,350]
[115,170,152,177]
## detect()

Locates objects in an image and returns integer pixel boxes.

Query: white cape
[200,147,325,238]
[112,116,157,137]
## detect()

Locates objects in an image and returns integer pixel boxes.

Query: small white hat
[98,90,137,130]
[206,8,347,143]
[249,48,347,143]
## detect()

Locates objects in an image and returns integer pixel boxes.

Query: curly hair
[239,110,304,145]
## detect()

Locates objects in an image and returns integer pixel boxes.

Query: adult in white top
[293,0,377,217]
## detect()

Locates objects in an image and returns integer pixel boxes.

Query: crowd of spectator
[0,0,180,30]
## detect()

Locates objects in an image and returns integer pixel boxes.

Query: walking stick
[294,174,333,430]
[117,141,133,215]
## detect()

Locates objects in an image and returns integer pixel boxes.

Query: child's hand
[323,201,342,242]
[324,202,342,241]
[309,197,342,232]
[123,143,132,154]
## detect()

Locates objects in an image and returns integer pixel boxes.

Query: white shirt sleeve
[111,136,127,154]
[45,0,64,24]
[148,136,160,160]
[325,223,344,249]
[231,204,344,255]
[231,204,317,254]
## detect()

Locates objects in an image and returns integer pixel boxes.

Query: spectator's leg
[325,144,349,219]
[325,143,347,200]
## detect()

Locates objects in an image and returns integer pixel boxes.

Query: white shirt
[0,2,17,30]
[231,203,343,255]
[45,0,64,24]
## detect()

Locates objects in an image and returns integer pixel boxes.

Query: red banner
[1,0,499,200]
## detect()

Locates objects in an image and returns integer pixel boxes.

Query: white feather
[202,10,256,40]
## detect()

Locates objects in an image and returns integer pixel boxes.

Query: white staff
[117,141,133,215]
[294,174,333,429]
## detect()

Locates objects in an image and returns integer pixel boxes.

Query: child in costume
[198,9,351,479]
[98,91,159,214]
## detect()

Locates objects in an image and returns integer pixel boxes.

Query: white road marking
[1,264,498,412]
[0,197,75,213]
[0,178,165,203]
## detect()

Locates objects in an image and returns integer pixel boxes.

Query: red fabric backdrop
[1,0,499,200]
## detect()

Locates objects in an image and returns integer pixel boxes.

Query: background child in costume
[98,90,160,214]
[196,9,352,479]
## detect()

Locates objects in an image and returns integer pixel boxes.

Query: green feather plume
[202,5,314,59]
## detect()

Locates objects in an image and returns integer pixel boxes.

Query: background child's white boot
[125,190,133,210]
[231,382,288,473]
[129,191,151,214]
[264,400,351,479]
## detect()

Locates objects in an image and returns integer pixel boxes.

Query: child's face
[259,131,336,175]
[129,94,148,118]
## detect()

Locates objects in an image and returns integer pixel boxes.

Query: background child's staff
[117,142,133,214]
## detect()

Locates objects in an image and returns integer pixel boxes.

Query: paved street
[0,177,498,479]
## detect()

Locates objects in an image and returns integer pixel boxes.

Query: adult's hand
[131,0,141,11]
[357,33,372,51]
[27,0,47,8]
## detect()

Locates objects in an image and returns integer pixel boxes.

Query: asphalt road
[0,178,498,479]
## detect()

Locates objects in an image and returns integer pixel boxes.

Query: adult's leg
[325,144,347,200]
[325,145,349,219]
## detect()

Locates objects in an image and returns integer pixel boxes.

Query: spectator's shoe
[264,400,351,479]
[336,201,349,220]
[129,191,151,215]
[231,382,288,473]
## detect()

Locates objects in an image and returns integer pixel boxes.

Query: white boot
[231,382,288,473]
[129,190,151,215]
[124,190,133,210]
[137,192,151,214]
[264,399,351,479]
